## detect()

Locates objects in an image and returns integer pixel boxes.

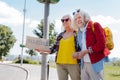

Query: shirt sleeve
[49,32,63,54]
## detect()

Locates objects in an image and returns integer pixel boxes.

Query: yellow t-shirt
[56,35,77,64]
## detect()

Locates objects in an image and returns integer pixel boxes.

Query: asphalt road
[0,64,28,80]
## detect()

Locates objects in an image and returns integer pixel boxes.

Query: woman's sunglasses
[61,18,69,23]
[73,9,80,15]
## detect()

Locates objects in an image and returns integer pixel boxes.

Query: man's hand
[73,50,89,59]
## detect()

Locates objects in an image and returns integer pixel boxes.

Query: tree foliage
[0,24,16,60]
[33,19,58,46]
[25,49,37,57]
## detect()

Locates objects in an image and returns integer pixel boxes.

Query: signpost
[37,0,60,80]
[26,36,49,51]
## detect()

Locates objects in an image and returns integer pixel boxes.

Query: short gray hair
[61,14,74,30]
[62,14,72,20]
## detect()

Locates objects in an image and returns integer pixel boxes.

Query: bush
[13,58,39,64]
[29,60,39,64]
[14,59,29,63]
[113,60,120,66]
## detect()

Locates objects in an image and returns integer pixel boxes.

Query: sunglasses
[73,9,80,15]
[61,18,69,23]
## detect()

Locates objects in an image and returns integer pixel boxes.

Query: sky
[0,0,120,58]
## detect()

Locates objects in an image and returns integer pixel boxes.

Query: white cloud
[54,20,62,33]
[0,1,39,27]
[26,19,39,28]
[0,1,39,55]
[0,1,23,26]
[92,15,115,25]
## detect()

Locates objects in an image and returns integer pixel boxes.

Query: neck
[65,28,73,32]
[65,28,73,33]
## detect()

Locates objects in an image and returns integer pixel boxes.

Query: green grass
[49,62,56,68]
[105,65,120,80]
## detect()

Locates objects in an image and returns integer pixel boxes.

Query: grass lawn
[105,65,120,80]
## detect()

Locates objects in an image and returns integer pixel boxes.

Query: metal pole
[21,0,26,66]
[41,1,49,80]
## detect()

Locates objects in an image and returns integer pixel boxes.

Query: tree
[33,19,57,46]
[0,24,16,60]
[25,49,37,59]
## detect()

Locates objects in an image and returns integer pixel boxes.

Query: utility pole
[40,2,49,80]
[37,0,60,80]
[20,0,27,66]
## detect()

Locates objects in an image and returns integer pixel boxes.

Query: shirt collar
[79,22,88,32]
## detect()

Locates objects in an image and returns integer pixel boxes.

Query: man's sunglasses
[73,9,80,15]
[61,18,69,23]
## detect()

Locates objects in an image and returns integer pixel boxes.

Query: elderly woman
[36,14,81,80]
[72,9,109,80]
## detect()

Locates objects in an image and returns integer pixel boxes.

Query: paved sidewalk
[11,64,58,80]
[1,61,71,80]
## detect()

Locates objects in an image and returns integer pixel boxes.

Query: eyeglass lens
[73,9,80,15]
[61,18,69,23]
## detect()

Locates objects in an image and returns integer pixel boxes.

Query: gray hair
[62,14,72,20]
[72,9,91,30]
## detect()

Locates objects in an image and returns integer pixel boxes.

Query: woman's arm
[73,49,89,59]
[35,48,51,54]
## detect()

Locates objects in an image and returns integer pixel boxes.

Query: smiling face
[61,15,71,30]
[74,13,84,28]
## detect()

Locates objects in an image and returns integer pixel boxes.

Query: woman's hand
[72,51,85,59]
[73,50,89,59]
[35,48,41,52]
[35,48,51,54]
[78,50,89,59]
[72,52,79,58]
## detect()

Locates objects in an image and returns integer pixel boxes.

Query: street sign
[26,36,49,51]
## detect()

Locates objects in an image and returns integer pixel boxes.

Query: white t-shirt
[80,25,91,62]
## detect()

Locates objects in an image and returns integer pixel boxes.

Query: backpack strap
[92,22,95,32]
